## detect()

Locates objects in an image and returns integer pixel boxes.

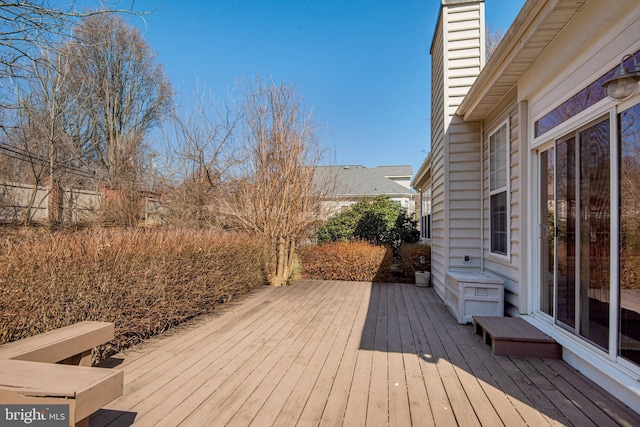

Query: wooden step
[473,316,562,359]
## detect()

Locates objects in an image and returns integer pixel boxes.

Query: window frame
[488,119,510,258]
[421,188,432,240]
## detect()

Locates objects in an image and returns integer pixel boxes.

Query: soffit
[457,0,588,122]
[411,152,432,190]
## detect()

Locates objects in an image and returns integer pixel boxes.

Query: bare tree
[57,14,173,226]
[0,2,155,225]
[66,14,173,187]
[22,50,96,222]
[162,86,239,227]
[486,24,505,61]
[0,100,48,225]
[219,77,335,286]
[0,50,89,224]
[0,1,147,100]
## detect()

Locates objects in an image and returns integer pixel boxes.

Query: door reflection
[619,103,640,366]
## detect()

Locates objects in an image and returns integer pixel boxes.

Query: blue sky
[117,0,525,175]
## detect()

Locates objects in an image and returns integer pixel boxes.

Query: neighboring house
[413,0,640,411]
[318,165,415,217]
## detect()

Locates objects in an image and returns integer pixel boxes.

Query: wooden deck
[91,280,640,426]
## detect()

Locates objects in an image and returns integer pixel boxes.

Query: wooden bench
[0,321,114,366]
[0,322,124,427]
[473,315,562,359]
[0,359,123,426]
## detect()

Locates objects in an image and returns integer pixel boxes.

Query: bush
[298,240,393,282]
[399,243,431,278]
[317,196,419,253]
[0,227,270,362]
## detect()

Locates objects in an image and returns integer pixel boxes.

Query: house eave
[457,0,588,122]
[411,152,432,190]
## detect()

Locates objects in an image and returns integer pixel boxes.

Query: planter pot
[415,271,431,287]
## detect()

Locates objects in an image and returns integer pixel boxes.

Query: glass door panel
[540,148,555,316]
[541,117,611,351]
[578,119,610,350]
[619,103,640,366]
[556,137,577,330]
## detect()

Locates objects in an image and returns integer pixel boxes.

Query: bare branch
[64,13,173,187]
[0,1,151,82]
[219,76,336,286]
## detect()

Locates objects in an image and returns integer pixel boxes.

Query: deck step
[473,316,562,359]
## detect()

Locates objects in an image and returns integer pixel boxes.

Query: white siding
[442,0,640,412]
[447,117,481,271]
[482,97,522,316]
[430,16,447,297]
[445,3,484,119]
[429,1,485,299]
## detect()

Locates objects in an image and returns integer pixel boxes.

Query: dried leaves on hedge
[298,240,393,282]
[0,228,270,362]
[399,243,432,277]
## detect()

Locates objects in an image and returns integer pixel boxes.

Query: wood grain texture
[91,280,639,426]
[0,359,123,424]
[0,321,114,364]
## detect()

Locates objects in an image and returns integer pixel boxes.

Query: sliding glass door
[540,117,610,351]
[619,103,640,366]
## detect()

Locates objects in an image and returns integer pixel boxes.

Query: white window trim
[532,101,640,378]
[421,188,432,240]
[531,97,612,151]
[488,119,510,259]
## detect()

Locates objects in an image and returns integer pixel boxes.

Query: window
[534,48,640,137]
[489,122,509,255]
[421,188,431,239]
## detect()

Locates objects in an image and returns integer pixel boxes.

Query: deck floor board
[92,280,640,427]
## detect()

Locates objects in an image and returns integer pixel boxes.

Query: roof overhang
[457,0,588,122]
[411,151,432,190]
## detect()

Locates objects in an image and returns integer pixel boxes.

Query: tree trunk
[270,236,287,287]
[284,239,296,283]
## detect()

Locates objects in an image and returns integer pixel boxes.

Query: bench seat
[0,359,123,425]
[0,321,114,366]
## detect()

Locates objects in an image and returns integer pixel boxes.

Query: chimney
[431,0,485,131]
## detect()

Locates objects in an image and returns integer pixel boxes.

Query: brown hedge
[0,228,270,362]
[298,240,393,282]
[399,243,432,278]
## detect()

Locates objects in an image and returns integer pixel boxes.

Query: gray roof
[316,165,414,198]
[370,165,413,178]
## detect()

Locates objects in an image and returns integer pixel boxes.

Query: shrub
[399,243,431,278]
[317,196,419,253]
[0,227,270,362]
[298,240,393,282]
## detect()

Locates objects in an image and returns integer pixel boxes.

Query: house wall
[517,0,640,412]
[480,90,524,316]
[430,12,447,297]
[387,177,412,189]
[425,0,640,412]
[429,0,485,298]
[447,117,481,271]
[521,0,640,117]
